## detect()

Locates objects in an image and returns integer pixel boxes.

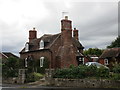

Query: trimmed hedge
[113,64,120,73]
[53,65,110,79]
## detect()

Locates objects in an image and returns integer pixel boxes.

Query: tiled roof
[20,33,84,53]
[2,52,19,58]
[99,48,120,58]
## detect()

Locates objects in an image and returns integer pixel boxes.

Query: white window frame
[104,59,109,65]
[82,58,84,64]
[25,43,29,52]
[40,40,44,49]
[25,58,28,68]
[79,57,84,64]
[40,57,44,67]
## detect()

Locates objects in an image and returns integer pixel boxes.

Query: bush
[26,72,44,82]
[2,57,19,78]
[112,64,120,73]
[84,65,97,77]
[53,65,110,79]
[96,67,110,78]
[112,73,120,80]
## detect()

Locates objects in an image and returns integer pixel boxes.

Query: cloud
[0,0,118,56]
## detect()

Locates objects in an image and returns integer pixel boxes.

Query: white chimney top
[65,16,68,20]
[62,12,69,19]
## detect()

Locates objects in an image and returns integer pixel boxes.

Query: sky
[0,0,119,56]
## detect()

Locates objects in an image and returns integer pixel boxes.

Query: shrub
[26,72,44,82]
[112,73,120,80]
[2,57,19,78]
[53,65,110,79]
[112,64,120,73]
[96,67,110,78]
[84,65,97,77]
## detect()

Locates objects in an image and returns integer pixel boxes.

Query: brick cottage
[19,16,86,69]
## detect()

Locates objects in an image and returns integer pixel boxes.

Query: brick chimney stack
[73,28,79,40]
[61,16,72,45]
[29,27,37,42]
[57,16,78,68]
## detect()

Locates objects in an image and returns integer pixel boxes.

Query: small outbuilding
[98,48,120,68]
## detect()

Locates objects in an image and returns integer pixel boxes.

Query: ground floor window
[40,57,44,67]
[104,59,109,65]
[25,58,28,68]
[77,57,84,65]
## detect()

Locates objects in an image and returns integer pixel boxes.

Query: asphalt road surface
[0,84,120,90]
[1,84,119,90]
[2,88,120,90]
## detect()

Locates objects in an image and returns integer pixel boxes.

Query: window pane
[40,57,44,67]
[40,40,44,49]
[25,43,29,52]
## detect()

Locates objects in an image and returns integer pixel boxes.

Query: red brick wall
[56,45,78,68]
[57,18,78,68]
[61,19,72,31]
[84,57,89,64]
[61,30,72,46]
[29,30,37,42]
[98,59,104,65]
[50,35,62,68]
[20,50,52,68]
[73,28,78,40]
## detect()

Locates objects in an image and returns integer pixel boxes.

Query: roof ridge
[44,34,53,36]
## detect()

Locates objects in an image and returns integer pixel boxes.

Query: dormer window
[40,40,44,49]
[25,43,29,52]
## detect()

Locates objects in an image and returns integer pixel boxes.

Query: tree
[107,36,120,48]
[84,48,104,57]
[2,57,20,78]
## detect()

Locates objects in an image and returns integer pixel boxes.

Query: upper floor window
[25,43,29,52]
[40,40,44,49]
[104,59,109,65]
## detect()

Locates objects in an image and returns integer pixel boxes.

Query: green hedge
[111,64,120,80]
[53,65,110,79]
[112,64,120,73]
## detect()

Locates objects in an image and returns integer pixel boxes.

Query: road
[1,84,119,90]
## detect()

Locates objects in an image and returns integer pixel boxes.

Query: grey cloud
[1,1,118,56]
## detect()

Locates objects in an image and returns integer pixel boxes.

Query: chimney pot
[73,28,79,40]
[74,28,76,30]
[33,27,35,30]
[65,16,68,20]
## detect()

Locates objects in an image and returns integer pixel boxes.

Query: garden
[2,56,49,83]
[53,64,120,80]
[2,56,120,84]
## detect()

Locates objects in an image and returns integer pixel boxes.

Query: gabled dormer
[25,42,29,52]
[39,40,44,49]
